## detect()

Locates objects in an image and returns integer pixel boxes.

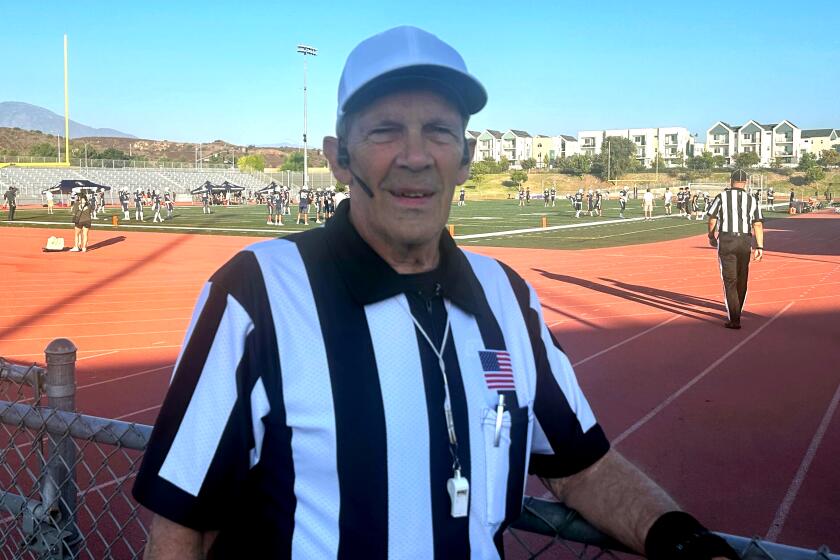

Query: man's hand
[708,234,718,248]
[754,248,763,261]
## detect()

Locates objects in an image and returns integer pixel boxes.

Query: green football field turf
[0,199,792,250]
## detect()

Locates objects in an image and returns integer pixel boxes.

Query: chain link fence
[1,340,837,559]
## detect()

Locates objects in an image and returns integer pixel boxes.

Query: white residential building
[465,130,481,162]
[533,135,563,168]
[475,129,503,162]
[800,129,840,158]
[657,127,695,166]
[577,130,603,157]
[706,121,737,165]
[577,127,694,167]
[706,120,802,166]
[501,130,533,168]
[559,135,579,158]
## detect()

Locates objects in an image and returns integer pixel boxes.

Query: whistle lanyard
[397,298,463,475]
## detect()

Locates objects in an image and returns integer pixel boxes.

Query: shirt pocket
[481,405,531,527]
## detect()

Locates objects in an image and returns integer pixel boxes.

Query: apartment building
[577,127,694,167]
[532,135,553,168]
[706,120,801,166]
[465,130,481,163]
[578,131,603,157]
[800,129,840,157]
[476,129,503,162]
[501,130,533,168]
[559,135,579,158]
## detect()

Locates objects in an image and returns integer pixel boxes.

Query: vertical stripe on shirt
[295,232,389,560]
[251,239,341,559]
[365,296,435,560]
[159,294,253,496]
[406,292,472,559]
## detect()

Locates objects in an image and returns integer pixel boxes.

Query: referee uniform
[706,169,765,329]
[133,200,609,559]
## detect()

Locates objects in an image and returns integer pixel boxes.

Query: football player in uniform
[297,188,310,225]
[543,187,550,207]
[574,188,584,218]
[458,187,466,207]
[152,190,164,223]
[120,188,130,220]
[134,189,144,221]
[164,187,174,220]
[618,187,628,218]
[550,186,556,207]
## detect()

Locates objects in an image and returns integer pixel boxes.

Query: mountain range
[0,101,136,139]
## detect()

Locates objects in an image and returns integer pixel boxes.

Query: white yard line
[453,215,671,240]
[1,220,297,234]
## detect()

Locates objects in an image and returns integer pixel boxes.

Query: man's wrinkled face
[342,90,470,249]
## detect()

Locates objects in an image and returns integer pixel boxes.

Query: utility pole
[297,44,318,190]
[607,140,611,182]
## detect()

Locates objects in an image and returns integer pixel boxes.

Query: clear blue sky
[2,0,838,146]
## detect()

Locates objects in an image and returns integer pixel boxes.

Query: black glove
[646,511,740,560]
[708,233,718,248]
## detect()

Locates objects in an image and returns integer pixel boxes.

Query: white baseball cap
[336,26,487,130]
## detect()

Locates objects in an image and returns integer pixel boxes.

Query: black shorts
[75,220,91,229]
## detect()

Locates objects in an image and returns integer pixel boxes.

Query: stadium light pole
[297,44,317,190]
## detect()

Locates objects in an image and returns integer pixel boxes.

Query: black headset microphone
[337,140,472,199]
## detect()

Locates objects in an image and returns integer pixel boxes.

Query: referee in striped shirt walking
[706,169,765,329]
[134,26,737,560]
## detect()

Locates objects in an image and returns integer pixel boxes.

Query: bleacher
[0,167,274,203]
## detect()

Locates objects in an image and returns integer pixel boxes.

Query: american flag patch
[479,350,515,390]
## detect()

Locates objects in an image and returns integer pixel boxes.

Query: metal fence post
[43,338,80,556]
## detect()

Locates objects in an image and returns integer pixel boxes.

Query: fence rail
[1,342,837,559]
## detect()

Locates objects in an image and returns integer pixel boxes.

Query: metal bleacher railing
[0,341,837,559]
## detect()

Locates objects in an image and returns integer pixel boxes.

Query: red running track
[1,212,838,552]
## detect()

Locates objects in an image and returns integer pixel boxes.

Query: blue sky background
[2,0,838,146]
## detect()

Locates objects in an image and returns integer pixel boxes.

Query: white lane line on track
[0,317,189,330]
[114,404,162,421]
[612,301,794,447]
[76,364,173,391]
[571,315,680,367]
[0,306,195,320]
[77,350,119,362]
[4,344,181,359]
[0,329,183,343]
[765,382,840,542]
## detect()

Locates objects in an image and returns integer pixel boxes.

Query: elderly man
[133,27,736,560]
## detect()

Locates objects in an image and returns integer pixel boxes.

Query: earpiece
[337,140,350,168]
[336,138,374,198]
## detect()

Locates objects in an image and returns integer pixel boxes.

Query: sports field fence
[0,341,837,559]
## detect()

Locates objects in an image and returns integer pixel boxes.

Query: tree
[797,152,817,171]
[734,151,760,169]
[237,154,266,172]
[281,152,305,172]
[510,169,528,187]
[498,156,511,172]
[817,149,840,168]
[593,136,639,179]
[673,151,685,168]
[803,166,825,184]
[520,158,536,172]
[99,147,129,160]
[542,155,550,169]
[650,152,667,170]
[711,155,726,168]
[28,142,58,157]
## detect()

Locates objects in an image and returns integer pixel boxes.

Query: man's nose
[396,132,434,171]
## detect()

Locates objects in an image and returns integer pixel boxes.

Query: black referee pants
[718,234,752,324]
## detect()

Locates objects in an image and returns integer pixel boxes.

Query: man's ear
[456,138,476,185]
[324,136,353,185]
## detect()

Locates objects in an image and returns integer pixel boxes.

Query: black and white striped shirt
[133,201,609,559]
[706,187,764,234]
